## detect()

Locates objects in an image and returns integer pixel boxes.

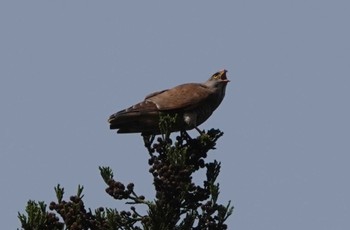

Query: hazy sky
[1,1,350,229]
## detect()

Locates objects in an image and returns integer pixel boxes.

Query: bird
[108,69,229,135]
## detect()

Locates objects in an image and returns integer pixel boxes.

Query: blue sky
[1,1,349,229]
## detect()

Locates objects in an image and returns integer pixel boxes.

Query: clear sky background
[1,1,349,229]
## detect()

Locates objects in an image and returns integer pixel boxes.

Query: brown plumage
[108,70,229,135]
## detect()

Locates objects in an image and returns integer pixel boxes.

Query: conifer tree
[18,115,233,229]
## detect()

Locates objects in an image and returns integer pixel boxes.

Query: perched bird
[108,70,229,135]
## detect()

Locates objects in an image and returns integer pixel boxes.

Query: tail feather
[108,100,161,133]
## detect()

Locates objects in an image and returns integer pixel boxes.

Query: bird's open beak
[220,70,230,83]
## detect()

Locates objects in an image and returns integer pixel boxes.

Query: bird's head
[205,69,230,88]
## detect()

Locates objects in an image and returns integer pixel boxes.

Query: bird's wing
[144,90,168,99]
[147,83,213,111]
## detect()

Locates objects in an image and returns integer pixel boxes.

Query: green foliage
[18,115,233,229]
[18,200,63,230]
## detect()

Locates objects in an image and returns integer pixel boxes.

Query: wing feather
[147,83,213,111]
